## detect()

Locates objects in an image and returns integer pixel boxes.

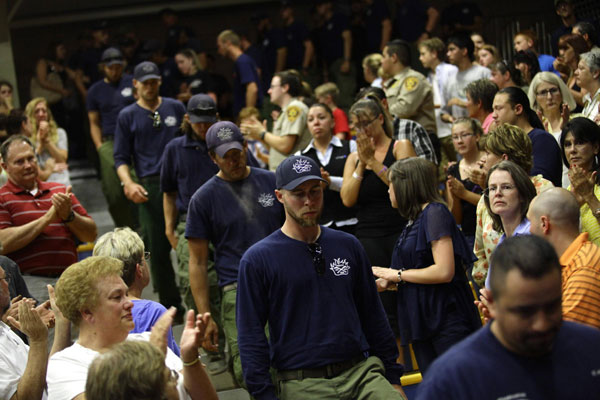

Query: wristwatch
[63,210,75,223]
[397,268,406,284]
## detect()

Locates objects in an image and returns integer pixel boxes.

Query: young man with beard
[114,61,185,316]
[185,121,283,387]
[418,235,600,399]
[236,155,406,400]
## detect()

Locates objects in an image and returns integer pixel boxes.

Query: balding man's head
[527,188,580,237]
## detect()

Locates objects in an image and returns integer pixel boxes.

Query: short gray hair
[580,49,600,76]
[528,71,577,112]
[93,227,144,287]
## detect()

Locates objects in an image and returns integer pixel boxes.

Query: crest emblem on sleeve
[404,77,419,91]
[292,158,312,173]
[287,106,301,122]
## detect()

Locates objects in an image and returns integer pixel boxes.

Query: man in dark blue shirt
[114,61,185,316]
[281,1,314,73]
[237,155,406,400]
[185,121,283,388]
[418,235,600,399]
[87,47,137,229]
[217,30,263,116]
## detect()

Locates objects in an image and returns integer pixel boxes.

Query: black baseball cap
[206,121,244,157]
[133,61,161,82]
[276,155,327,190]
[187,94,217,123]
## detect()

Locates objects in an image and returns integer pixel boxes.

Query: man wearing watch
[0,135,97,302]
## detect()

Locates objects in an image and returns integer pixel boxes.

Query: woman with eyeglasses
[341,97,416,353]
[446,118,484,249]
[471,123,554,288]
[300,103,358,233]
[372,157,480,373]
[560,117,600,246]
[528,71,577,187]
[483,160,536,288]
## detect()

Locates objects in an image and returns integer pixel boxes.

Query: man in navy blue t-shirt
[87,47,137,229]
[418,235,600,399]
[217,30,263,116]
[237,155,406,400]
[114,61,185,316]
[185,121,282,387]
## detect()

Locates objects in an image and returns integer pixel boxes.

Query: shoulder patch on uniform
[404,77,419,91]
[287,106,301,122]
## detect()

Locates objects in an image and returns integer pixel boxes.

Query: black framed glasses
[536,87,560,97]
[150,111,161,128]
[307,242,325,276]
[353,115,379,132]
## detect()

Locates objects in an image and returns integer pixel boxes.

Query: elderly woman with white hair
[575,49,600,121]
[528,71,578,187]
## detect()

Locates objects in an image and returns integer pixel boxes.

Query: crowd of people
[2,0,600,399]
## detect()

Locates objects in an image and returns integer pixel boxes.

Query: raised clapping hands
[356,132,375,166]
[568,164,596,206]
[7,300,48,344]
[51,185,73,220]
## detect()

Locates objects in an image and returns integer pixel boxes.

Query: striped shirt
[0,180,90,276]
[560,232,600,329]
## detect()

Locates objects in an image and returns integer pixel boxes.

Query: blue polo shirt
[86,74,135,137]
[233,54,263,115]
[185,168,283,287]
[114,98,186,178]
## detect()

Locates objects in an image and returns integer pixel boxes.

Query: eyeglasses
[144,251,151,261]
[150,111,161,128]
[483,184,516,197]
[307,242,325,276]
[451,133,475,141]
[536,87,560,97]
[353,115,379,131]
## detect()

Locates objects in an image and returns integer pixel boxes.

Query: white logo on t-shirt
[189,79,202,89]
[258,193,274,207]
[121,87,132,97]
[217,127,234,140]
[292,158,312,174]
[164,116,177,127]
[330,258,350,276]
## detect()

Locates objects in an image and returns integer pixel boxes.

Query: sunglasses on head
[307,242,325,276]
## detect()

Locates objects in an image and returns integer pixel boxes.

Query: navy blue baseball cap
[206,121,244,157]
[134,61,161,82]
[187,94,217,123]
[276,155,327,190]
[101,47,125,66]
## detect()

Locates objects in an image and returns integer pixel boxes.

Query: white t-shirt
[0,321,48,400]
[443,64,491,119]
[47,332,189,400]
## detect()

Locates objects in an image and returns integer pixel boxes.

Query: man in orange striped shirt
[528,187,600,329]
